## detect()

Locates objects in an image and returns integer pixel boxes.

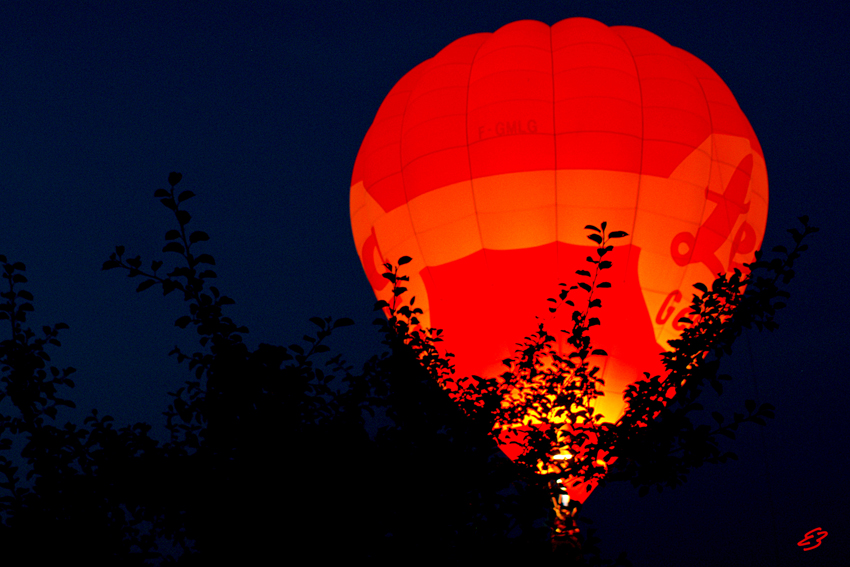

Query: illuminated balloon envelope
[350,18,767,503]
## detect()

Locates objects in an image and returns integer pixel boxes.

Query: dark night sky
[0,1,847,564]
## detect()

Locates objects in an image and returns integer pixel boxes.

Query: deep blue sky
[0,1,846,564]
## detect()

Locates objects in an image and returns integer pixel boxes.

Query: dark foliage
[0,173,815,564]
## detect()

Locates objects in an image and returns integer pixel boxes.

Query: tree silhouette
[0,173,815,564]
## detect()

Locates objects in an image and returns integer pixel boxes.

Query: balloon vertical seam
[615,27,643,280]
[550,24,560,290]
[464,31,491,304]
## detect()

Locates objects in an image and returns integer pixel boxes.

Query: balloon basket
[550,480,583,559]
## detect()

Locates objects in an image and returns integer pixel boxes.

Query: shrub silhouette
[0,172,815,564]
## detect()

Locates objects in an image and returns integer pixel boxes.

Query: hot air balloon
[350,17,767,507]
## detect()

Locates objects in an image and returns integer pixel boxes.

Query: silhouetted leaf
[162,280,180,296]
[609,231,628,238]
[163,242,185,255]
[189,231,209,244]
[136,279,157,293]
[398,256,412,265]
[168,172,182,186]
[310,317,326,329]
[178,190,196,203]
[710,379,723,395]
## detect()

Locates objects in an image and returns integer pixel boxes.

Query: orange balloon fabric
[350,18,768,501]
